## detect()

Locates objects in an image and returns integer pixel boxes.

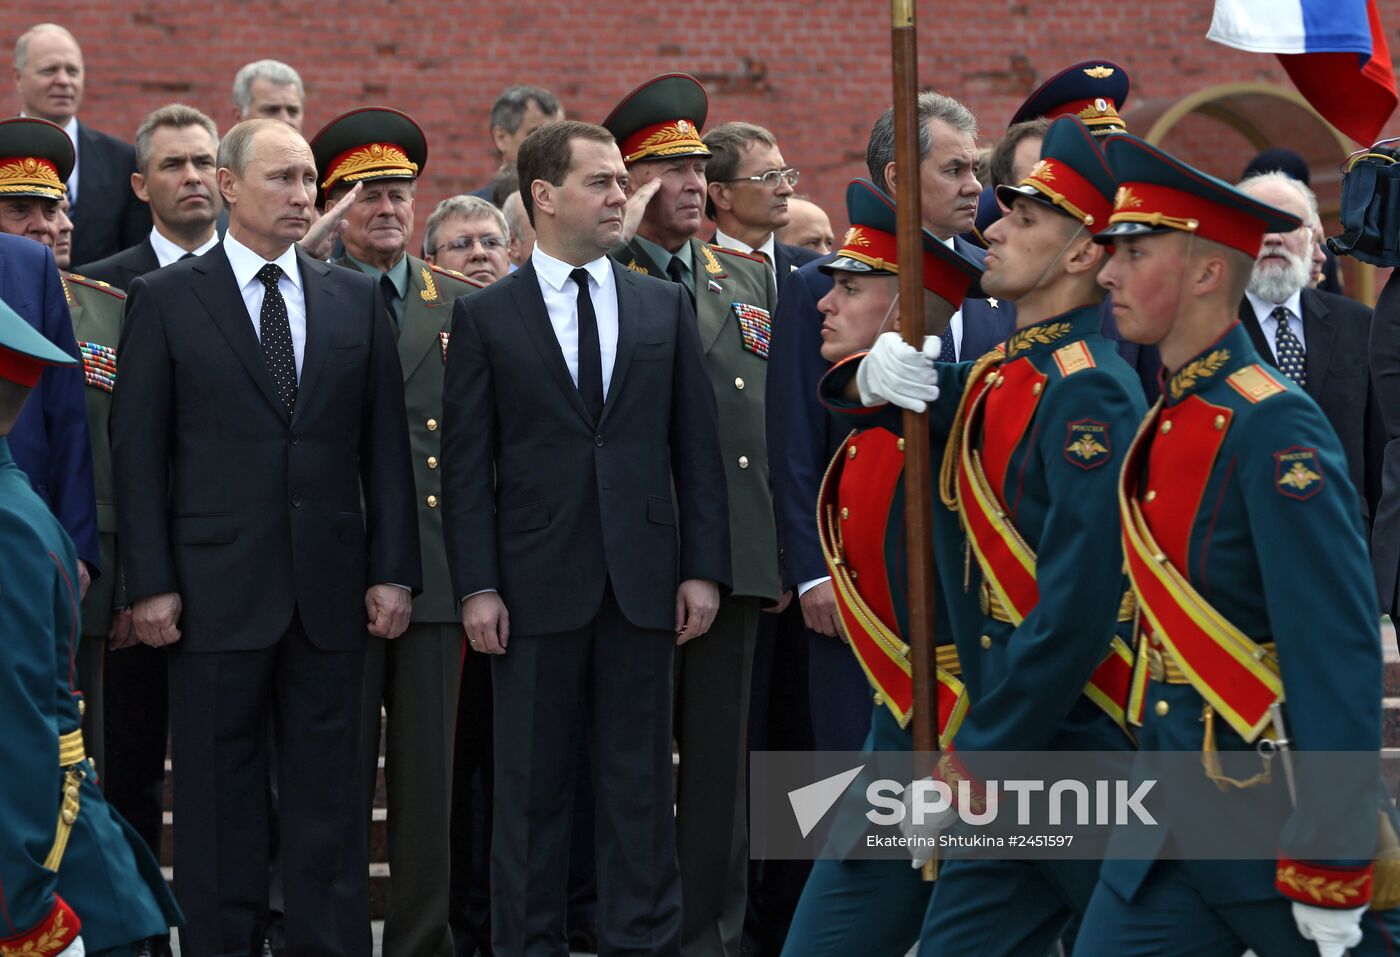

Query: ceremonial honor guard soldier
[779,179,981,957]
[1071,133,1400,956]
[602,73,780,957]
[0,295,180,957]
[309,106,483,957]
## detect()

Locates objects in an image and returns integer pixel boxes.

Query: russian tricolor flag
[1208,0,1397,145]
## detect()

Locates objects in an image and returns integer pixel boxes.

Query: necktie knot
[665,257,686,284]
[256,262,283,288]
[1273,305,1291,328]
[570,267,591,291]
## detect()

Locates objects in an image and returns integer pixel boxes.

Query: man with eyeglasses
[603,74,781,957]
[424,194,512,285]
[310,105,483,957]
[703,122,819,289]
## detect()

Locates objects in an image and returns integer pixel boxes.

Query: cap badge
[677,119,691,134]
[1029,159,1055,183]
[842,226,871,247]
[1084,66,1115,79]
[1114,186,1143,211]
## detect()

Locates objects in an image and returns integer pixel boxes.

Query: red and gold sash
[943,353,1136,733]
[1118,402,1283,741]
[817,429,968,741]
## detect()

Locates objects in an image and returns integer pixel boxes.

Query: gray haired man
[231,59,305,131]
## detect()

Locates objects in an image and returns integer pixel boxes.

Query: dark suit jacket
[69,123,152,268]
[0,233,99,569]
[111,243,421,651]
[766,239,1014,590]
[75,237,160,291]
[441,259,731,636]
[1367,274,1400,613]
[1239,290,1383,525]
[776,240,821,291]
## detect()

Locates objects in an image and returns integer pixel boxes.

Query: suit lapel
[510,262,594,426]
[691,238,730,354]
[192,245,289,424]
[294,249,336,421]
[1238,299,1276,364]
[602,267,639,423]
[398,257,449,380]
[1301,289,1335,399]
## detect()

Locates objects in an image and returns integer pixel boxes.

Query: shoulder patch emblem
[625,258,649,276]
[1274,446,1324,500]
[1065,419,1110,469]
[419,267,439,302]
[439,331,450,363]
[733,302,772,359]
[1227,365,1286,404]
[1052,341,1096,377]
[79,340,116,393]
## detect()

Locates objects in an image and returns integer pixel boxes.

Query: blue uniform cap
[1010,60,1130,135]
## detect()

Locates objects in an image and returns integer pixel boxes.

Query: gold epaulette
[65,273,126,300]
[1226,364,1286,404]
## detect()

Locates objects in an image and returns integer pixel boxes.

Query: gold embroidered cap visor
[309,106,427,197]
[602,73,710,164]
[0,116,74,200]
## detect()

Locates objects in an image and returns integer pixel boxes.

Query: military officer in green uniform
[601,73,780,957]
[0,292,181,957]
[779,178,984,957]
[1071,133,1400,956]
[310,106,483,957]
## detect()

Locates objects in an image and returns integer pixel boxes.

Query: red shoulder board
[707,243,766,264]
[430,263,485,289]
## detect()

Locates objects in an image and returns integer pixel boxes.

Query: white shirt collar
[223,230,302,293]
[1246,288,1303,327]
[149,226,220,269]
[532,244,612,291]
[714,228,777,264]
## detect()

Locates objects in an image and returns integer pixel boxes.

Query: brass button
[1032,382,1043,396]
[426,418,438,432]
[994,375,1005,389]
[78,700,86,716]
[850,569,858,581]
[873,691,884,706]
[1145,490,1156,503]
[426,495,438,508]
[1159,420,1172,435]
[897,438,905,452]
[734,376,745,390]
[980,634,992,650]
[840,507,849,520]
[1155,700,1169,717]
[985,372,997,384]
[427,456,438,469]
[738,455,750,469]
[848,445,858,459]
[1214,415,1225,431]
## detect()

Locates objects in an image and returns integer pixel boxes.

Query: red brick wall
[10,1,1400,257]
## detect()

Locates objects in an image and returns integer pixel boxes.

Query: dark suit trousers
[102,643,168,857]
[491,587,680,957]
[450,639,494,957]
[674,597,759,957]
[806,627,872,753]
[362,621,462,957]
[168,616,369,957]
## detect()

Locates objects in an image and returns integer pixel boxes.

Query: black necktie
[380,273,400,327]
[178,252,195,261]
[255,263,298,414]
[1272,306,1306,387]
[666,256,695,307]
[570,268,604,421]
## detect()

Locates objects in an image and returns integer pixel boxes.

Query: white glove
[57,936,85,957]
[1292,902,1366,957]
[855,332,940,412]
[900,776,956,869]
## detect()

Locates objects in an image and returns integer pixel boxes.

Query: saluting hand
[298,181,362,260]
[462,592,509,655]
[133,592,183,647]
[675,579,720,645]
[622,180,662,244]
[366,583,412,639]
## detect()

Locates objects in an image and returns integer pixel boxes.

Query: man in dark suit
[1237,172,1384,529]
[702,121,821,288]
[442,119,730,956]
[78,103,222,287]
[1370,274,1400,620]
[112,117,421,957]
[13,24,151,266]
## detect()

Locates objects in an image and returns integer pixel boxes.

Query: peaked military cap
[822,179,983,306]
[0,295,77,387]
[310,106,427,195]
[997,116,1118,233]
[602,73,709,164]
[1011,60,1130,135]
[1096,133,1302,256]
[0,116,74,201]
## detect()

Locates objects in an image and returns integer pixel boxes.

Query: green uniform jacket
[613,237,780,601]
[335,255,483,622]
[64,272,127,636]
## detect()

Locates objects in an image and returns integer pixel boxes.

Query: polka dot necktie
[1272,306,1306,387]
[255,263,298,415]
[936,325,956,364]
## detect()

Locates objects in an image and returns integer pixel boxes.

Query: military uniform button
[1032,382,1043,396]
[1160,420,1172,435]
[840,507,849,520]
[738,455,749,469]
[848,445,858,459]
[1155,700,1169,717]
[897,438,905,452]
[1145,490,1156,503]
[1214,415,1226,430]
[850,569,858,581]
[994,376,1005,389]
[427,456,438,469]
[873,691,884,706]
[427,495,438,508]
[291,494,303,507]
[734,376,745,390]
[426,418,438,431]
[980,634,992,650]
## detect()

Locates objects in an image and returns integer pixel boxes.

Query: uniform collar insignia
[419,266,439,302]
[1167,348,1230,401]
[1006,320,1072,358]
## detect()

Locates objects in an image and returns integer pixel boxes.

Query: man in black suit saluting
[112,117,421,957]
[442,119,730,956]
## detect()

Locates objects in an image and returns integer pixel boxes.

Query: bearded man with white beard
[1236,171,1384,534]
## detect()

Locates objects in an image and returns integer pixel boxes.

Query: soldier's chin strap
[1024,222,1089,299]
[870,291,902,346]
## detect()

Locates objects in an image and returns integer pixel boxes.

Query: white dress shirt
[1245,289,1306,358]
[149,226,219,268]
[715,228,778,281]
[532,245,619,397]
[223,231,307,378]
